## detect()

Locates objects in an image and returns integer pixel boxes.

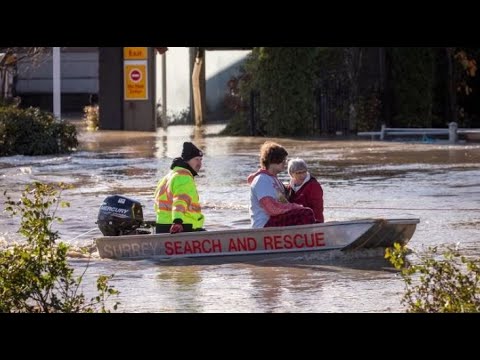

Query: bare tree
[0,47,52,101]
[0,47,51,65]
[192,47,206,127]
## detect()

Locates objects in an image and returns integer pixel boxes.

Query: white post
[380,124,386,140]
[449,122,458,144]
[53,47,61,120]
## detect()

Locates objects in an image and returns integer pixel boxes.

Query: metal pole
[161,52,167,120]
[189,47,195,123]
[53,47,61,119]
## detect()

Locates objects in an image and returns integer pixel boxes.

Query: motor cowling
[97,195,144,236]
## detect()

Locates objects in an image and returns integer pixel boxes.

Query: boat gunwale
[95,218,420,242]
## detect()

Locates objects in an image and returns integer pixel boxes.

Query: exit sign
[124,47,148,60]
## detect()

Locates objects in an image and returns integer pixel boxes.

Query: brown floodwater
[1,123,479,312]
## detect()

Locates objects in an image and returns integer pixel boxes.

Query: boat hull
[95,218,419,260]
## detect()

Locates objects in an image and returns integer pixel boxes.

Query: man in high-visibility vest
[154,142,205,234]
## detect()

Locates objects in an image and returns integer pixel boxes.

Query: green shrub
[0,106,78,156]
[355,92,382,132]
[389,48,437,128]
[1,182,119,313]
[219,113,250,136]
[238,47,319,137]
[385,243,480,313]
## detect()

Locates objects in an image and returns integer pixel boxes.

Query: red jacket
[286,177,324,223]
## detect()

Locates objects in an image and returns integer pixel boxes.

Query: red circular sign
[129,69,142,82]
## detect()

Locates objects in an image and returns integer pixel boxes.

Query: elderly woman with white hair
[247,142,316,228]
[286,158,324,223]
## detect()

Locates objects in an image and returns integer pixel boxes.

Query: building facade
[15,47,250,120]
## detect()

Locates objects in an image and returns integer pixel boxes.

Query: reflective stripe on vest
[154,167,204,228]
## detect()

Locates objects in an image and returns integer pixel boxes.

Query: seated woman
[247,141,316,228]
[286,158,324,223]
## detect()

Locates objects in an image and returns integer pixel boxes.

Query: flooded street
[1,123,480,312]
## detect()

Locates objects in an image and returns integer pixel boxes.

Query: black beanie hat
[181,142,203,161]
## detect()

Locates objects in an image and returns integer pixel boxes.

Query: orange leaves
[455,50,477,77]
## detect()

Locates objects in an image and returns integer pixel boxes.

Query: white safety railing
[358,122,480,144]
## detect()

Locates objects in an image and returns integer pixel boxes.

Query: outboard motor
[97,195,144,236]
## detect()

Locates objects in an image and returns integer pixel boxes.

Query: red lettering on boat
[164,239,222,255]
[263,232,326,250]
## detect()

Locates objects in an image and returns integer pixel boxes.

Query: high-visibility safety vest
[154,166,204,229]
